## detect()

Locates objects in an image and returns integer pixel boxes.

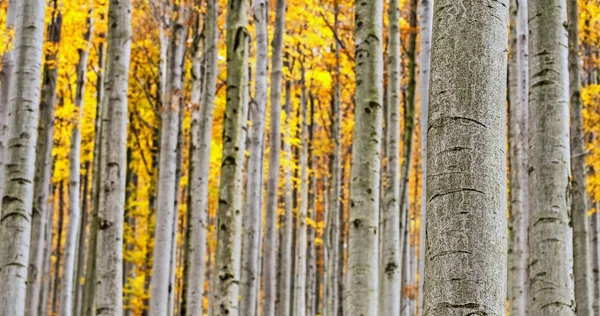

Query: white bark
[507,0,530,315]
[381,0,401,312]
[185,0,218,313]
[0,0,17,211]
[568,0,593,313]
[240,1,268,314]
[261,0,286,314]
[423,1,508,315]
[592,206,600,314]
[209,0,249,314]
[293,64,309,316]
[149,1,186,314]
[95,0,132,313]
[347,0,383,313]
[417,0,433,312]
[0,0,46,314]
[528,0,576,314]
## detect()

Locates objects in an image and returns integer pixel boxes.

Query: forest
[0,0,599,315]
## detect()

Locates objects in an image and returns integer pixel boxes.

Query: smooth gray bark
[209,0,249,314]
[185,0,218,314]
[261,0,286,314]
[347,0,384,313]
[528,0,576,314]
[94,0,132,313]
[593,207,600,314]
[568,0,593,313]
[423,1,508,315]
[240,1,268,314]
[0,0,46,314]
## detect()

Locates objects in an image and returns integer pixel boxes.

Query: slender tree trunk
[306,95,317,316]
[423,1,508,315]
[94,0,132,313]
[23,4,62,316]
[52,182,66,315]
[381,0,401,312]
[0,0,17,210]
[240,1,268,314]
[293,62,309,316]
[277,65,294,316]
[324,6,341,315]
[149,1,187,314]
[210,0,249,314]
[185,0,218,313]
[61,8,94,315]
[568,0,593,313]
[0,0,46,313]
[400,211,410,316]
[417,0,432,312]
[74,162,91,315]
[508,0,530,315]
[261,0,286,313]
[528,0,576,314]
[82,36,106,316]
[592,208,600,315]
[347,0,384,313]
[39,186,55,316]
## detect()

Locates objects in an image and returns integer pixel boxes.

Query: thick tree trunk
[277,68,294,316]
[0,0,17,210]
[261,0,286,313]
[423,1,508,315]
[149,1,186,314]
[61,8,94,315]
[417,0,433,312]
[240,1,268,314]
[209,0,249,314]
[82,37,106,316]
[347,0,384,313]
[528,0,576,314]
[324,6,341,315]
[568,0,593,313]
[508,0,530,315]
[381,0,401,313]
[94,0,132,314]
[185,0,218,313]
[0,0,47,314]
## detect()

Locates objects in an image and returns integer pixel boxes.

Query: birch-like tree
[261,0,286,313]
[347,0,383,313]
[528,0,576,314]
[507,0,529,314]
[568,0,593,312]
[149,1,187,314]
[210,0,249,314]
[240,1,268,314]
[423,1,508,315]
[380,0,401,312]
[0,0,46,314]
[94,0,132,313]
[185,0,218,313]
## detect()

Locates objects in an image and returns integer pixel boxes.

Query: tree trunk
[528,0,576,314]
[0,0,17,211]
[0,0,46,313]
[209,0,249,314]
[52,182,66,315]
[568,0,593,313]
[508,0,530,315]
[417,0,433,312]
[186,0,218,313]
[293,62,309,316]
[381,0,401,312]
[74,162,91,315]
[306,94,317,316]
[401,210,410,316]
[61,7,94,315]
[240,1,268,314]
[592,208,600,315]
[423,1,508,315]
[82,35,106,316]
[277,64,294,316]
[347,0,384,313]
[261,0,286,313]
[324,6,342,315]
[149,1,187,314]
[94,0,132,313]
[39,186,56,316]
